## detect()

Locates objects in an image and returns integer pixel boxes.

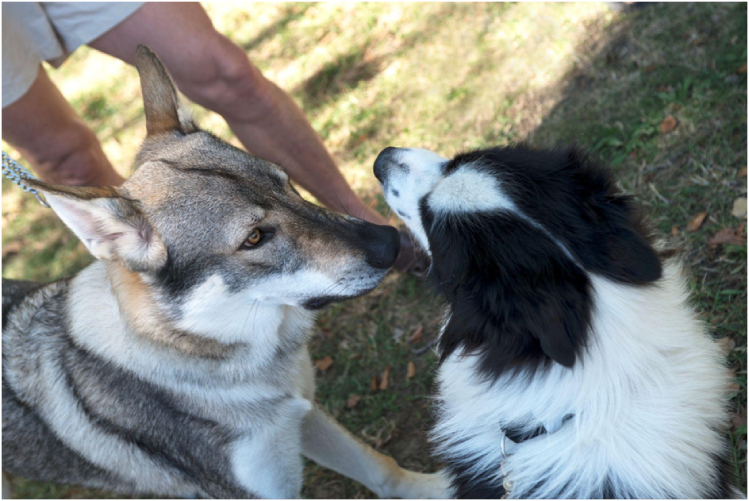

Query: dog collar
[499,414,575,497]
[501,413,575,456]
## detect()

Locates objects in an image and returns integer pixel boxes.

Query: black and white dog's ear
[601,209,661,284]
[579,193,662,285]
[439,280,587,370]
[25,180,167,272]
[568,149,662,285]
[434,215,591,372]
[524,278,589,368]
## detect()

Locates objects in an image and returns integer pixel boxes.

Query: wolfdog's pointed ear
[25,179,167,272]
[134,45,183,137]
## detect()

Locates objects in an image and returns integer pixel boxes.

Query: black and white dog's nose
[373,146,399,183]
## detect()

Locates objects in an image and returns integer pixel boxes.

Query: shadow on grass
[240,3,314,52]
[521,2,747,490]
[529,4,746,170]
[295,3,507,151]
[297,47,384,111]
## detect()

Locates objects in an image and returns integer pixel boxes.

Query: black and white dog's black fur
[375,145,738,498]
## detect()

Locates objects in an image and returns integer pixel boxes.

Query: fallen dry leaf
[708,227,746,248]
[371,376,379,391]
[671,226,679,237]
[407,361,416,380]
[732,410,747,431]
[737,63,747,74]
[409,324,424,344]
[644,63,657,72]
[731,198,747,219]
[2,241,22,259]
[660,115,677,134]
[346,395,361,409]
[687,212,707,232]
[314,355,333,372]
[379,366,391,390]
[717,337,736,356]
[739,167,747,178]
[361,419,396,449]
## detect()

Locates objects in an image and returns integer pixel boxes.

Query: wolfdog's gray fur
[2,46,448,499]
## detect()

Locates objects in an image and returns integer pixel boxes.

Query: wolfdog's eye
[242,229,263,248]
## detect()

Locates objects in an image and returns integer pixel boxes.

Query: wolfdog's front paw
[387,469,452,499]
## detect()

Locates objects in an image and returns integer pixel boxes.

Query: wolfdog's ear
[134,45,185,137]
[26,180,167,272]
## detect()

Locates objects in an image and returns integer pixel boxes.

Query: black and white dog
[374,145,737,498]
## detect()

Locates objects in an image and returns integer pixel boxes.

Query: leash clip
[499,430,514,497]
[2,151,50,208]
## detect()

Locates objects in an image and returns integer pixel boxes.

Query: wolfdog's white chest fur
[9,262,319,497]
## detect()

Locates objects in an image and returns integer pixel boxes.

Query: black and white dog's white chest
[429,270,733,499]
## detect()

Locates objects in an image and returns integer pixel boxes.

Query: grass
[2,2,746,497]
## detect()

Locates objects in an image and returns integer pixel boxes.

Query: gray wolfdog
[2,46,448,499]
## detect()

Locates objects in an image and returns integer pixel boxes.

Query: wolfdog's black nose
[373,146,398,183]
[361,223,401,270]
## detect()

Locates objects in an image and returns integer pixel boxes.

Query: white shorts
[2,2,144,107]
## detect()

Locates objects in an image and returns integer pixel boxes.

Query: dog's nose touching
[361,223,401,270]
[373,146,399,183]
